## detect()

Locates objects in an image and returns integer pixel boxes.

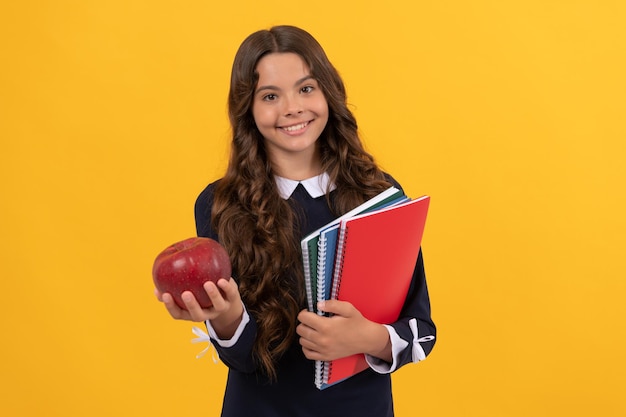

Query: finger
[154,288,163,301]
[180,291,209,322]
[216,278,239,300]
[296,322,313,338]
[317,299,353,317]
[298,336,318,352]
[301,346,321,360]
[203,281,228,311]
[162,292,187,320]
[297,310,321,327]
[297,310,309,324]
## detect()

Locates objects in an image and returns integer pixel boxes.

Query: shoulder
[382,172,403,191]
[194,178,222,238]
[195,178,221,209]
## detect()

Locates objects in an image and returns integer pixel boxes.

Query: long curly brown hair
[211,25,391,380]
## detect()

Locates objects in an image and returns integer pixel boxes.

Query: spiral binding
[323,359,331,387]
[314,359,324,389]
[302,245,317,313]
[316,235,327,316]
[330,222,349,301]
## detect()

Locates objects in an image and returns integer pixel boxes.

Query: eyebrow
[255,75,315,95]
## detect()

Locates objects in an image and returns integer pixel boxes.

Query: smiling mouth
[280,121,310,132]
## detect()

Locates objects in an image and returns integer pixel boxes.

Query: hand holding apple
[152,237,232,309]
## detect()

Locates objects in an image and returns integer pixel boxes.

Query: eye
[262,93,278,101]
[300,85,314,94]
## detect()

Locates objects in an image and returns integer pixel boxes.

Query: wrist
[364,323,392,362]
[210,302,244,339]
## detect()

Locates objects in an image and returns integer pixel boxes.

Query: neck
[270,150,322,181]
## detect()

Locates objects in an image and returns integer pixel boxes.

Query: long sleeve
[194,181,260,373]
[204,310,259,373]
[367,249,436,372]
[393,249,436,363]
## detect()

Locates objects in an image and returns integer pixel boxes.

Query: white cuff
[365,319,436,373]
[365,324,408,373]
[204,302,250,348]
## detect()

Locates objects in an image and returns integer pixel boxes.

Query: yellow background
[1,1,625,416]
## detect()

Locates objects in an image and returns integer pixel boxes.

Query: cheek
[252,107,273,129]
[316,101,330,126]
[315,98,330,119]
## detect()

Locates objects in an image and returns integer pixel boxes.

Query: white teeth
[282,122,308,132]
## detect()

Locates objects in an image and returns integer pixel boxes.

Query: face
[252,53,329,175]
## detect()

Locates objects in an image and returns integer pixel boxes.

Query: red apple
[152,237,232,309]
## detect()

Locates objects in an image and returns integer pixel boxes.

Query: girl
[155,25,436,417]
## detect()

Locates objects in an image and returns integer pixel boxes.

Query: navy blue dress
[194,178,436,417]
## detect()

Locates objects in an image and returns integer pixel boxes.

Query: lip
[278,120,312,136]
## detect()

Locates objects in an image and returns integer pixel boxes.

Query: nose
[283,94,303,116]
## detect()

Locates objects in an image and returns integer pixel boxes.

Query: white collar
[275,172,336,200]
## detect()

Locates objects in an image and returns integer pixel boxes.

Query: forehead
[255,52,311,83]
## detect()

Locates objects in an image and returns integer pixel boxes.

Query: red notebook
[321,195,430,389]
